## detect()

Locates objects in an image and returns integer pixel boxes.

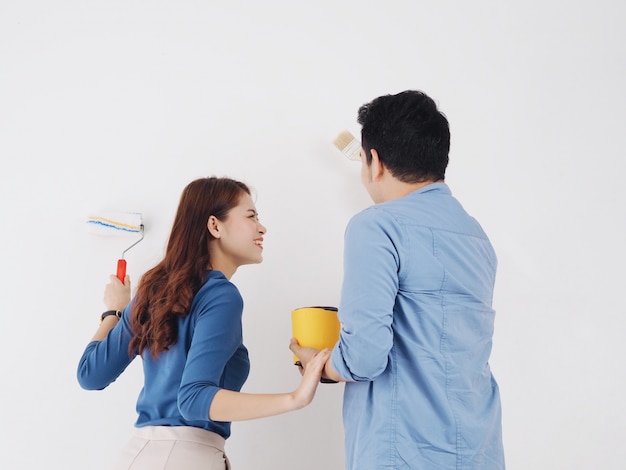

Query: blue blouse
[77,270,250,439]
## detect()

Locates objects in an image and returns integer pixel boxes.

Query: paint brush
[333,130,361,161]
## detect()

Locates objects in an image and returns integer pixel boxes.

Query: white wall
[1,1,625,469]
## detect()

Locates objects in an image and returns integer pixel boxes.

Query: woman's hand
[290,338,345,384]
[208,348,332,422]
[103,274,131,311]
[290,348,332,409]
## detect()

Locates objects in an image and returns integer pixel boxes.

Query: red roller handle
[116,259,127,283]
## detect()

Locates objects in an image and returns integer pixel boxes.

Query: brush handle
[116,259,127,283]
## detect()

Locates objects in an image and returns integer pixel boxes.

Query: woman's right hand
[103,274,131,311]
[291,348,332,410]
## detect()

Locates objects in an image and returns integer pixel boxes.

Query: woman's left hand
[103,274,131,311]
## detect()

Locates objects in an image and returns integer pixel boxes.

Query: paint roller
[85,212,145,282]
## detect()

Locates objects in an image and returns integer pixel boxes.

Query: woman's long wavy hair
[129,176,250,358]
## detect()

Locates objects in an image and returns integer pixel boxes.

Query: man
[291,90,505,469]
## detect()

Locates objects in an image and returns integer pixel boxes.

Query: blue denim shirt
[331,183,505,469]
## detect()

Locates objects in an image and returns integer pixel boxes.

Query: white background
[1,1,625,469]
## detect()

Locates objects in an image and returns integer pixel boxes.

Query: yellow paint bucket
[291,306,340,365]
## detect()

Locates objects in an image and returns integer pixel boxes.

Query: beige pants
[112,426,230,470]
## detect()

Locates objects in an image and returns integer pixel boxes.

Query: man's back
[334,183,504,469]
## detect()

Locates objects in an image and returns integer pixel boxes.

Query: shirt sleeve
[331,208,403,381]
[76,307,136,390]
[177,281,244,422]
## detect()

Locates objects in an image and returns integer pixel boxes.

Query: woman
[77,176,330,469]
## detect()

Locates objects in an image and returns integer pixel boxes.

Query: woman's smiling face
[208,192,267,277]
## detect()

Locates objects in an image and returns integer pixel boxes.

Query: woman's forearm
[209,389,300,422]
[90,316,119,342]
[208,349,331,422]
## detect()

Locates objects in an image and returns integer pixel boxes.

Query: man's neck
[379,179,442,203]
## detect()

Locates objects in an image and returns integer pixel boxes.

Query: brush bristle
[333,130,361,161]
[333,130,356,151]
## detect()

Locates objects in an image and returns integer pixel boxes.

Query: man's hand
[289,338,321,375]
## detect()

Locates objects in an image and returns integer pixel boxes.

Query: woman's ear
[207,215,221,238]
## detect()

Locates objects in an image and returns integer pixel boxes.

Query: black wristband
[100,310,122,322]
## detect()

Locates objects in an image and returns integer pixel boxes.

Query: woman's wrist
[100,310,122,323]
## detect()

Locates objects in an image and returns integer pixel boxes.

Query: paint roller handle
[117,259,127,283]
